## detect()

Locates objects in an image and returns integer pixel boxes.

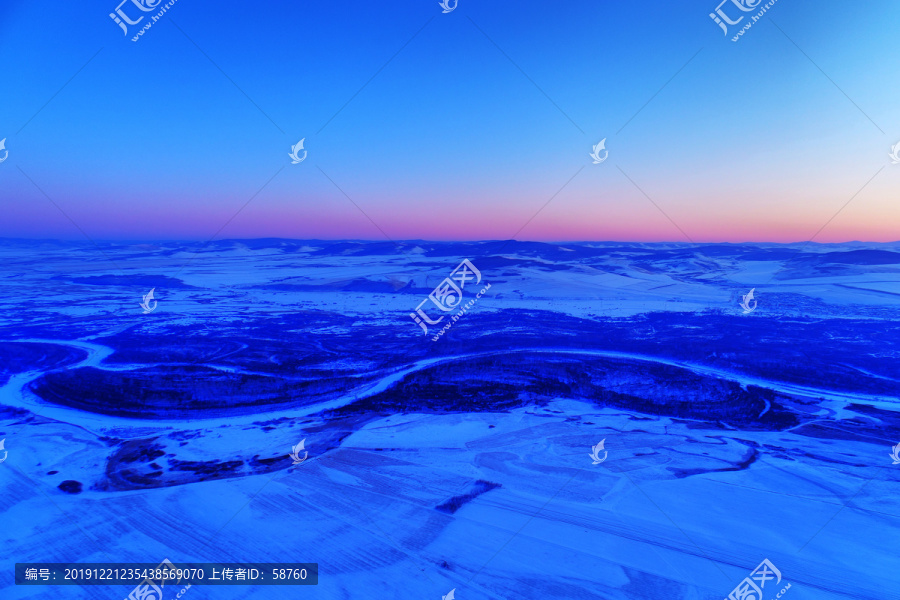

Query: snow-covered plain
[0,239,899,600]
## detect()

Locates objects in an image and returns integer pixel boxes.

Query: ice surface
[0,239,898,599]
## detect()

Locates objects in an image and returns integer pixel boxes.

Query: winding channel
[0,338,896,434]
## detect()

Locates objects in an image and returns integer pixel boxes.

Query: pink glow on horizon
[5,219,897,244]
[3,197,898,243]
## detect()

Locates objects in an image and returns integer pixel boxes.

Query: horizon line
[1,237,899,246]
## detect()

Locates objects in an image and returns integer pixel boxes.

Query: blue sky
[0,0,898,241]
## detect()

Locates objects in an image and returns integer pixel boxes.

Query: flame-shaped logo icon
[589,439,608,465]
[140,288,158,314]
[442,588,456,600]
[890,443,900,465]
[289,139,307,164]
[890,142,900,165]
[589,138,608,164]
[0,138,8,164]
[290,439,308,465]
[439,0,457,13]
[0,439,7,464]
[740,288,757,314]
